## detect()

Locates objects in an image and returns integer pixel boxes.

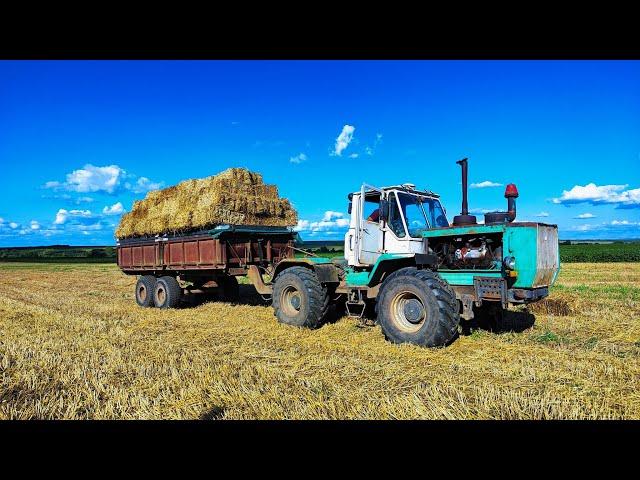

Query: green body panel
[345,271,370,286]
[418,223,509,238]
[503,225,538,288]
[343,223,559,290]
[421,223,556,288]
[207,224,295,238]
[345,253,411,286]
[437,270,503,285]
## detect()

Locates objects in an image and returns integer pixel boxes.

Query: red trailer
[117,225,296,308]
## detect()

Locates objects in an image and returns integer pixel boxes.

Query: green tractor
[270,158,560,347]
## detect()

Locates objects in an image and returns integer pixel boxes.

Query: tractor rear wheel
[272,266,329,329]
[153,276,182,309]
[135,275,156,307]
[376,267,459,347]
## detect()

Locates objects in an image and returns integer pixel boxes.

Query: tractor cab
[344,183,449,267]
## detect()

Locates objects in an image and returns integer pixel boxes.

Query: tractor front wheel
[376,267,459,347]
[272,266,329,329]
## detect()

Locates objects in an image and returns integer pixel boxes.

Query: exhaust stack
[452,158,477,226]
[485,183,519,224]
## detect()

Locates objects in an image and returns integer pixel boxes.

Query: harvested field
[0,262,639,419]
[115,168,297,238]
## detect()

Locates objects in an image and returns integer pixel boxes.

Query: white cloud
[332,125,355,156]
[322,211,344,221]
[294,220,310,232]
[365,133,383,156]
[575,213,596,219]
[54,209,67,225]
[568,219,640,233]
[77,223,103,231]
[534,212,550,217]
[125,176,164,194]
[45,164,163,195]
[9,222,18,229]
[30,220,40,230]
[295,211,350,234]
[54,208,92,225]
[610,220,640,226]
[103,202,124,215]
[469,208,498,214]
[0,217,3,224]
[66,164,124,193]
[289,153,308,164]
[345,132,383,158]
[552,183,640,208]
[470,181,503,189]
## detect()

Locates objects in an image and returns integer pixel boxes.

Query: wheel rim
[138,284,147,302]
[281,285,302,317]
[156,285,166,305]
[390,291,427,332]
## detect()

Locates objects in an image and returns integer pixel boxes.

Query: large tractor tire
[219,275,240,303]
[272,266,329,329]
[153,276,182,309]
[376,267,460,347]
[135,275,157,308]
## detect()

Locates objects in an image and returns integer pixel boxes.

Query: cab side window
[387,193,406,238]
[363,196,380,223]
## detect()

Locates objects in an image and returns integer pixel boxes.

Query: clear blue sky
[1,60,639,246]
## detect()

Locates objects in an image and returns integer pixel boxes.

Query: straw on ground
[0,262,638,419]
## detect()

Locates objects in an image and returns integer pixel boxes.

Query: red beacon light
[505,183,519,198]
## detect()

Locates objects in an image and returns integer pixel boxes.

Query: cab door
[357,185,384,266]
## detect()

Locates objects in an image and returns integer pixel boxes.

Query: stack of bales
[115,168,297,238]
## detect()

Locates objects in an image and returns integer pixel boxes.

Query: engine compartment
[429,233,503,270]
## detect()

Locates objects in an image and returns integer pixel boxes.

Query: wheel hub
[390,291,427,332]
[290,294,301,310]
[281,285,302,316]
[403,298,424,324]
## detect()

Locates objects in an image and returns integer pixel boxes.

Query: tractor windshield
[397,193,429,237]
[424,198,449,228]
[397,192,449,236]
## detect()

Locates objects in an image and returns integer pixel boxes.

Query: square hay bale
[115,168,298,238]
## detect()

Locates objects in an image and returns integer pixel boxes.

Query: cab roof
[349,185,440,199]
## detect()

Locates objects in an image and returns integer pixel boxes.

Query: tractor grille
[534,225,559,287]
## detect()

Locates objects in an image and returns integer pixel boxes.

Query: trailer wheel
[376,267,459,347]
[272,266,329,329]
[153,276,182,309]
[135,275,157,308]
[219,275,240,303]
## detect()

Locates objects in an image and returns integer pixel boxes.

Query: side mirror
[347,201,352,214]
[380,199,390,222]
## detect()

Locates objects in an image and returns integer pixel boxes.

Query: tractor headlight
[504,256,516,270]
